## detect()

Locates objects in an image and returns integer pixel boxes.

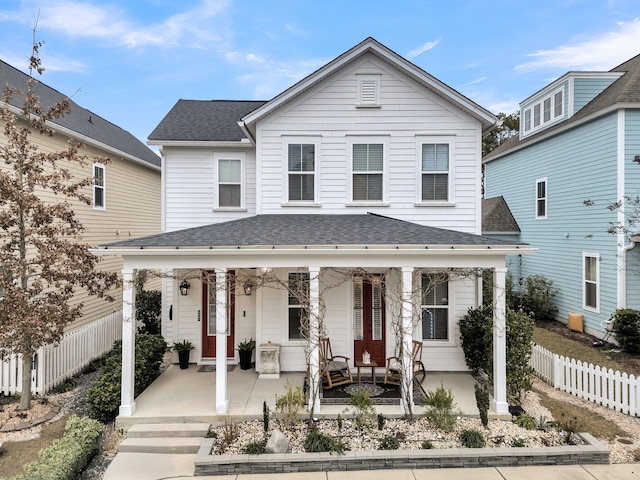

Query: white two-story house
[97,38,533,417]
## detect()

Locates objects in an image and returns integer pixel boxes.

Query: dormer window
[357,74,380,107]
[522,88,564,135]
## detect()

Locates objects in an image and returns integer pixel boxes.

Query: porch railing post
[119,268,136,417]
[401,267,414,414]
[492,266,509,414]
[308,266,321,413]
[215,268,228,414]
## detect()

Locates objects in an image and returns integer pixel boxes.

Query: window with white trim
[288,272,309,340]
[584,253,599,311]
[217,158,242,208]
[421,143,449,201]
[352,143,384,202]
[523,88,564,134]
[92,163,105,209]
[536,178,547,219]
[421,273,449,340]
[287,144,315,201]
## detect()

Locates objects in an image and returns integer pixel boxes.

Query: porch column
[401,267,414,413]
[308,266,321,413]
[119,268,136,416]
[492,266,508,414]
[215,268,228,414]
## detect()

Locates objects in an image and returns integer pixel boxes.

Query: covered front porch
[115,364,490,429]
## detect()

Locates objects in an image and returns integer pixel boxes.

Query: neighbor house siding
[624,109,640,310]
[573,76,618,114]
[486,113,619,333]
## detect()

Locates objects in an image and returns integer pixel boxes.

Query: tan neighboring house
[0,59,161,394]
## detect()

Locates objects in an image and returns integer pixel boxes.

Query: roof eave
[147,139,252,148]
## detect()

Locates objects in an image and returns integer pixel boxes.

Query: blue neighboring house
[484,53,640,339]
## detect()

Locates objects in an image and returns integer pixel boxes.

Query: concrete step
[126,422,210,438]
[119,437,204,454]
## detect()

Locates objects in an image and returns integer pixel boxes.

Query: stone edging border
[0,405,61,432]
[194,433,609,476]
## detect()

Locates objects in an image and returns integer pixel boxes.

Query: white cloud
[462,76,487,87]
[406,39,441,60]
[517,17,640,72]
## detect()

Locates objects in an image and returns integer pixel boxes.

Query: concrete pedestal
[258,343,280,379]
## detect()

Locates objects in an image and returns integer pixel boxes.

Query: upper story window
[288,272,309,340]
[421,273,449,341]
[288,144,315,202]
[92,163,105,210]
[352,143,384,202]
[536,178,547,219]
[217,158,242,208]
[522,88,564,135]
[421,144,450,202]
[357,74,380,107]
[583,253,599,312]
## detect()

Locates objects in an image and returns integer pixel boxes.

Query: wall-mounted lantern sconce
[179,280,190,296]
[243,281,254,296]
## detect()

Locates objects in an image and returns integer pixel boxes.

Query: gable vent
[358,75,380,107]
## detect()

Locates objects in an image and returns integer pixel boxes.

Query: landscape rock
[265,430,291,453]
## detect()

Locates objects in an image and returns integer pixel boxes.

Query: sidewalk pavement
[103,453,638,480]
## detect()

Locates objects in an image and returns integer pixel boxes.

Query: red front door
[201,270,235,358]
[353,276,385,365]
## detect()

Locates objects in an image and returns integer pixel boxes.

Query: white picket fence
[0,311,122,396]
[531,343,640,417]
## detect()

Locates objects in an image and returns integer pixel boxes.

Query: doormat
[312,377,426,405]
[196,365,236,372]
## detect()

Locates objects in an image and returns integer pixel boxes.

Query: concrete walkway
[104,454,638,480]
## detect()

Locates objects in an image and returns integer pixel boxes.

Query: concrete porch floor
[116,364,491,429]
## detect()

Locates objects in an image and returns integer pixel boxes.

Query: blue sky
[1,0,640,146]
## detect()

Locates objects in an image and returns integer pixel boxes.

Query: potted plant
[173,340,195,369]
[237,338,256,370]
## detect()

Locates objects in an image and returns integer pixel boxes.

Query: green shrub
[348,388,376,430]
[14,415,102,480]
[243,440,266,455]
[424,384,458,433]
[482,270,517,308]
[421,440,434,449]
[513,414,537,430]
[458,428,485,448]
[136,290,162,335]
[459,304,493,376]
[87,334,168,422]
[303,429,346,454]
[474,383,490,428]
[506,309,534,399]
[520,275,558,322]
[275,381,305,426]
[512,438,526,447]
[612,309,640,354]
[263,401,270,433]
[379,434,400,450]
[377,413,386,430]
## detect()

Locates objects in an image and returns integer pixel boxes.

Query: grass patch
[534,387,628,440]
[533,327,627,372]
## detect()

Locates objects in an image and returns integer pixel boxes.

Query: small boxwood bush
[612,309,640,354]
[87,334,168,422]
[458,428,485,448]
[14,415,102,480]
[379,434,400,450]
[514,413,537,430]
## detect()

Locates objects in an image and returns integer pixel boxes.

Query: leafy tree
[0,41,117,409]
[482,112,520,157]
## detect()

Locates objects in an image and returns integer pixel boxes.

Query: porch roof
[101,213,527,250]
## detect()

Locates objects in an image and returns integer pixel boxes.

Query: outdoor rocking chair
[319,337,353,389]
[384,340,427,388]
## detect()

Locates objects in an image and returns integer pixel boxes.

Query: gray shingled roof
[104,213,525,248]
[482,197,520,233]
[484,52,640,162]
[148,100,267,142]
[0,60,160,167]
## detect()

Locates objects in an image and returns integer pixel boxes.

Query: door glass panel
[353,278,363,340]
[207,281,216,336]
[372,282,382,341]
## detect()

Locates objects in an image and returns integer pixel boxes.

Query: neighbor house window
[288,144,315,201]
[421,144,449,201]
[422,273,449,340]
[522,88,564,134]
[536,178,547,219]
[352,143,384,201]
[288,272,309,340]
[584,253,599,311]
[217,158,242,208]
[92,163,105,209]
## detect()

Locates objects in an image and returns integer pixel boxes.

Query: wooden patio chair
[384,340,426,387]
[319,337,353,389]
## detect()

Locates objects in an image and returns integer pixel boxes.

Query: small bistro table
[354,359,378,385]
